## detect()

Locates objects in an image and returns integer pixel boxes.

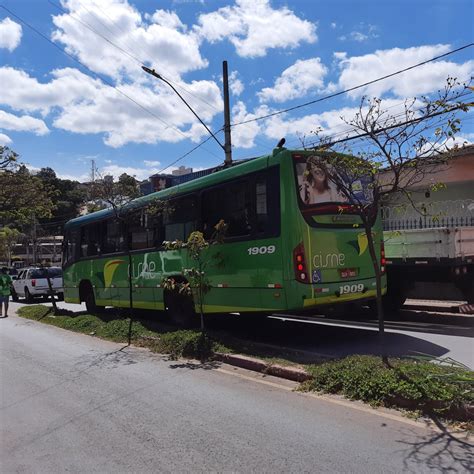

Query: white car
[12,267,64,302]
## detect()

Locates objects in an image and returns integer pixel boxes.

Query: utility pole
[142,64,233,166]
[222,61,232,167]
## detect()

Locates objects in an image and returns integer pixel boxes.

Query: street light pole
[142,66,225,152]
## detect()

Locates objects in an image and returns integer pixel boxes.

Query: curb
[214,352,312,382]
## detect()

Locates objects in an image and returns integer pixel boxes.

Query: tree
[0,227,23,265]
[307,77,471,355]
[162,220,227,330]
[0,146,18,170]
[88,172,163,342]
[36,167,87,233]
[0,164,55,227]
[88,173,141,211]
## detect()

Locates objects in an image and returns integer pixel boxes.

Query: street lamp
[142,65,233,166]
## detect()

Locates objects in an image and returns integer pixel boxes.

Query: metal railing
[382,199,474,230]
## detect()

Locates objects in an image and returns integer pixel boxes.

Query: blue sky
[0,0,473,182]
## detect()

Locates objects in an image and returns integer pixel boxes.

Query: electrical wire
[0,4,223,163]
[49,0,222,114]
[231,43,474,127]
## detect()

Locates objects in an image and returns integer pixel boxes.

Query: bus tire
[80,282,104,314]
[164,289,196,327]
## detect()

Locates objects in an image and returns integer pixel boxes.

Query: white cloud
[334,45,474,99]
[258,58,327,103]
[0,133,12,145]
[56,171,91,182]
[0,66,223,147]
[144,160,160,166]
[264,113,321,141]
[196,0,317,58]
[0,17,22,51]
[0,67,103,114]
[262,99,414,142]
[51,1,207,80]
[0,110,49,135]
[350,31,368,42]
[100,163,162,180]
[230,101,263,148]
[229,71,244,96]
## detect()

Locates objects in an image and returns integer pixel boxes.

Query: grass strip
[301,354,473,422]
[17,305,473,423]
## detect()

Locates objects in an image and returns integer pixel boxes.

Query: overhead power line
[48,0,222,114]
[231,43,474,127]
[0,4,223,162]
[305,102,471,150]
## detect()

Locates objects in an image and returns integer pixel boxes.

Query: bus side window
[64,229,79,263]
[202,179,253,239]
[129,211,148,250]
[129,210,162,250]
[164,195,197,242]
[104,219,126,254]
[256,166,280,237]
[80,223,102,257]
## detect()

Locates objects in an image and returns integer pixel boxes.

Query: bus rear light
[293,243,308,283]
[31,279,36,287]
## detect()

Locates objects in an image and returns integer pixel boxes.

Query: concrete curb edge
[214,352,312,382]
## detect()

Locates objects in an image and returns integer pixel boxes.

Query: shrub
[304,355,473,415]
[153,330,214,360]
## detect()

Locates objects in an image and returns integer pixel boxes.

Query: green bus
[63,147,386,321]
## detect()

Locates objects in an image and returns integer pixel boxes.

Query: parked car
[11,267,64,302]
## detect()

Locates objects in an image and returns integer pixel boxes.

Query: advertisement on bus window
[294,154,373,207]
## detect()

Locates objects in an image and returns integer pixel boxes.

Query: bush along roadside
[17,306,473,423]
[301,355,474,422]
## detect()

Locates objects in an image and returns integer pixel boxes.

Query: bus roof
[65,147,291,230]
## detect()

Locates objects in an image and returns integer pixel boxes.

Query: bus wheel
[81,284,104,314]
[164,290,196,327]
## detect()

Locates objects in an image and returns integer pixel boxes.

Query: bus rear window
[293,153,374,226]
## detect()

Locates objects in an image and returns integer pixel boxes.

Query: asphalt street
[6,299,474,369]
[1,309,473,473]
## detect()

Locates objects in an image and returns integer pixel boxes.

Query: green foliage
[0,165,56,226]
[35,167,87,230]
[0,227,22,262]
[17,305,215,359]
[304,355,473,414]
[0,146,18,170]
[152,330,214,360]
[162,222,228,330]
[88,172,141,212]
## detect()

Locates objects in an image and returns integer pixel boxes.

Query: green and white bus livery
[63,147,386,319]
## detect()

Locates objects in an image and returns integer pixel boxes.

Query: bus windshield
[293,153,373,217]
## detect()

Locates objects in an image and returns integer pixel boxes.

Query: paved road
[7,300,474,369]
[1,311,472,472]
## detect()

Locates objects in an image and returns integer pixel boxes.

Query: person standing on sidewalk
[0,267,12,318]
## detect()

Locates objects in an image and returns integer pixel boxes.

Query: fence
[382,199,474,231]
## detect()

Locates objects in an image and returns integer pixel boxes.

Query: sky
[0,0,473,182]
